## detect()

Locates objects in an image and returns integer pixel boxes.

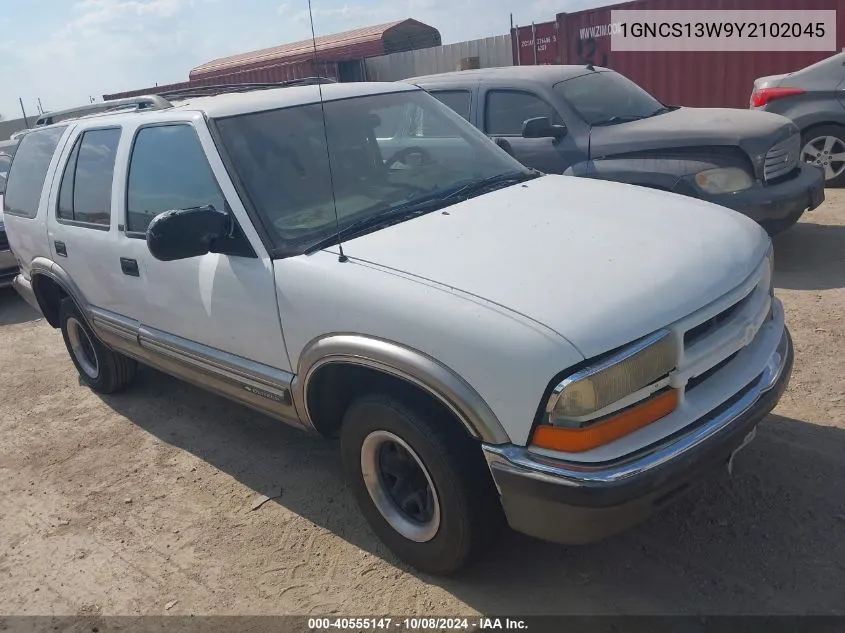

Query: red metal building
[104,19,440,101]
[512,0,844,109]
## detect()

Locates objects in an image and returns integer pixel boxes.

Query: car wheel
[801,125,845,187]
[340,392,504,575]
[59,298,137,394]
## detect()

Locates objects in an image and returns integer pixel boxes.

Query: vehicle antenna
[308,0,347,263]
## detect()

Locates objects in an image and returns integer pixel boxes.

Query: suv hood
[590,107,797,178]
[339,175,769,359]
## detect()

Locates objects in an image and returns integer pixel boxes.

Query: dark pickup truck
[408,65,824,234]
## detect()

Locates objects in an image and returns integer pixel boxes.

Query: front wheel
[801,125,845,187]
[340,393,503,575]
[59,298,137,394]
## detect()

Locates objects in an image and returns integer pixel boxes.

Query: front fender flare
[292,333,511,445]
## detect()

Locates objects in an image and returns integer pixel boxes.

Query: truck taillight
[750,87,805,108]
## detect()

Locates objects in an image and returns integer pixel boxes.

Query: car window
[57,140,81,221]
[431,91,471,121]
[2,126,67,219]
[373,105,406,139]
[408,101,463,138]
[485,91,562,136]
[554,71,664,125]
[57,129,120,227]
[126,124,226,235]
[215,89,531,257]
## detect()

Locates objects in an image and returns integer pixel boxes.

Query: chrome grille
[764,134,800,182]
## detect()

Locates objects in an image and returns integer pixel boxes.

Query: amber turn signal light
[531,389,679,453]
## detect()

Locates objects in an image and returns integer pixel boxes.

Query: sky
[0,0,607,121]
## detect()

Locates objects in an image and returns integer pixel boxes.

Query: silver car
[752,52,845,186]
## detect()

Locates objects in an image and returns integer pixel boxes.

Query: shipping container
[513,0,844,108]
[512,21,559,65]
[103,60,338,101]
[190,19,440,80]
[103,18,439,100]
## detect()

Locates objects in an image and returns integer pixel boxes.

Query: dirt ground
[0,192,843,618]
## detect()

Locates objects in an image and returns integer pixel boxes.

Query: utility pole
[37,97,44,114]
[19,97,30,128]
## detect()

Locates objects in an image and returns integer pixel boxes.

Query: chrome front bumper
[482,327,793,544]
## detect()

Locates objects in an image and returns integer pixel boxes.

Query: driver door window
[485,90,562,136]
[484,90,574,173]
[126,124,226,236]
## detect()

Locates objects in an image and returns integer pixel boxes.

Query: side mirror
[0,173,6,195]
[522,117,567,139]
[146,205,229,262]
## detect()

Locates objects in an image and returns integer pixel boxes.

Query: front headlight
[695,167,754,194]
[533,331,678,453]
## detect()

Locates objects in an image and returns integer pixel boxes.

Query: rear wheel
[59,298,137,394]
[801,125,845,186]
[340,392,503,575]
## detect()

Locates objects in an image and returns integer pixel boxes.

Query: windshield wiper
[302,197,452,254]
[441,170,540,202]
[303,171,540,254]
[591,115,649,127]
[649,106,675,116]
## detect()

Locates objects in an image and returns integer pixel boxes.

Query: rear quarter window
[3,126,68,219]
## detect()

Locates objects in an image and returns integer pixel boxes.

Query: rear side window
[126,125,225,235]
[431,90,471,121]
[3,126,67,218]
[485,90,562,136]
[57,128,121,227]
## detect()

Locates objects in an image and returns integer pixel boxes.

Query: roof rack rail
[102,95,173,112]
[157,77,336,100]
[56,96,174,124]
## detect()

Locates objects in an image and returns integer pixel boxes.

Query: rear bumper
[483,327,793,545]
[0,249,18,288]
[699,163,824,226]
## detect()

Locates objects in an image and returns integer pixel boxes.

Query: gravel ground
[0,192,843,617]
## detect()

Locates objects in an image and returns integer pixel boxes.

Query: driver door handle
[120,257,139,277]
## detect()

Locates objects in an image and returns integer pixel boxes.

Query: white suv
[3,80,792,574]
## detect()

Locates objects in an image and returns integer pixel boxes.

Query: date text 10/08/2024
[308,617,528,630]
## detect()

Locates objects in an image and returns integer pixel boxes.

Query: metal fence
[364,34,512,81]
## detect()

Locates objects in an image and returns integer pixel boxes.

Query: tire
[800,125,845,187]
[59,298,137,394]
[340,392,504,575]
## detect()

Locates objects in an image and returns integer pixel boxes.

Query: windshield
[215,88,531,256]
[554,71,665,126]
